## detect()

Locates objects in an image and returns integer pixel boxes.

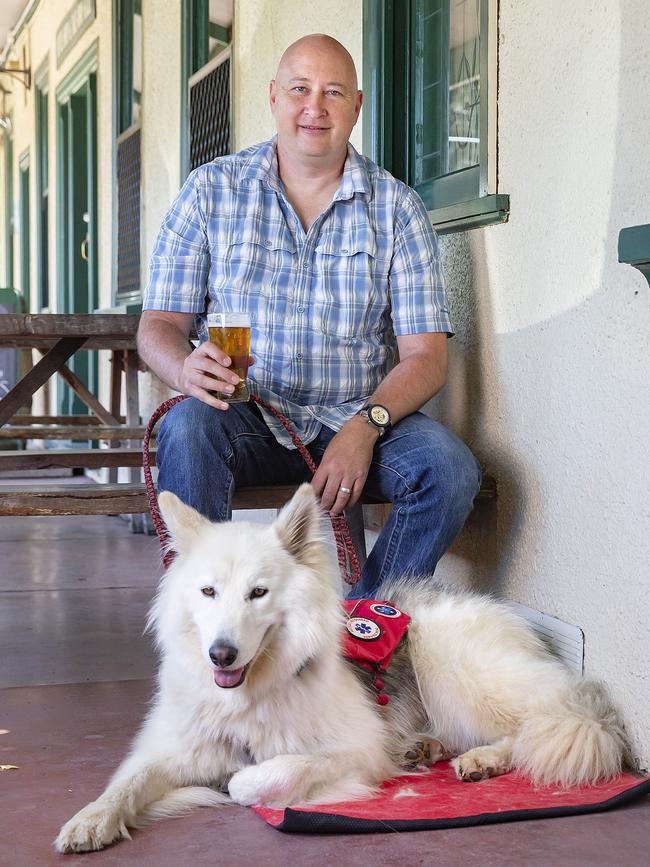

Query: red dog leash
[143,394,361,584]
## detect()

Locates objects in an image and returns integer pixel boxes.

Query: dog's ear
[158,491,212,555]
[274,483,323,567]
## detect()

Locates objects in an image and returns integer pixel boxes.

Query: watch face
[369,405,390,426]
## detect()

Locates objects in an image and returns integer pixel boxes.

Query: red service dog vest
[341,599,411,705]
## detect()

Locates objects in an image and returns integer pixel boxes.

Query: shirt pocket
[208,225,296,323]
[312,228,390,340]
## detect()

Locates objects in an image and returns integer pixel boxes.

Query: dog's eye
[201,586,215,598]
[249,587,268,600]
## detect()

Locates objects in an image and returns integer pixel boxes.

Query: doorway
[56,48,98,415]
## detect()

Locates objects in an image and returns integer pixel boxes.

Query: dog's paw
[402,737,452,770]
[228,765,267,806]
[452,746,511,783]
[54,801,130,854]
[229,756,307,806]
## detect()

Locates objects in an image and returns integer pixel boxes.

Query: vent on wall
[506,602,585,674]
[189,48,231,171]
[116,125,141,296]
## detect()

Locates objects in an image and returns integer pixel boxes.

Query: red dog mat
[252,762,650,834]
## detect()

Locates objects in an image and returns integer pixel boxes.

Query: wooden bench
[0,438,496,563]
[0,477,497,516]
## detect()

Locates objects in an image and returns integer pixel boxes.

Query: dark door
[58,72,98,414]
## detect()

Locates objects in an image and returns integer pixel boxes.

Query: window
[116,0,142,134]
[363,0,508,233]
[35,68,50,310]
[185,0,232,77]
[181,0,233,177]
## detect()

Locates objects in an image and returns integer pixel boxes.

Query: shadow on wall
[428,231,530,594]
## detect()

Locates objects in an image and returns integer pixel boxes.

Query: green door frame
[56,42,99,414]
[18,149,30,310]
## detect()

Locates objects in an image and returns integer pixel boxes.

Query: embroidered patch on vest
[369,603,402,618]
[346,617,382,641]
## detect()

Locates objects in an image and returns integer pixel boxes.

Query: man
[138,34,481,598]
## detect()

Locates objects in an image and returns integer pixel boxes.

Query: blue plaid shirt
[144,138,452,447]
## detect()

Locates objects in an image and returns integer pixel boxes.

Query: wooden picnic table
[0,313,142,429]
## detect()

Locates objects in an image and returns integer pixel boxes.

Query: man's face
[269,40,362,164]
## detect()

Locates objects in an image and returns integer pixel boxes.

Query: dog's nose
[209,641,238,668]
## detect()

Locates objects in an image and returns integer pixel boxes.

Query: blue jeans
[157,398,482,598]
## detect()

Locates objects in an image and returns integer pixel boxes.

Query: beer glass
[207,312,251,403]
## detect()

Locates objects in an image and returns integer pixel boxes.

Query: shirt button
[264,240,272,247]
[297,306,305,313]
[296,353,303,359]
[341,248,349,254]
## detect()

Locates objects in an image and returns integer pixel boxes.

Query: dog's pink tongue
[213,668,244,688]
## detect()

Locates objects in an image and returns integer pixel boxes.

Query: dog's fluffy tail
[512,680,628,786]
[135,786,232,826]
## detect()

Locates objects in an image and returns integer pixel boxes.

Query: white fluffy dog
[56,484,627,853]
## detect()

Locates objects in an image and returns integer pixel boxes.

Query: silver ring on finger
[339,485,352,495]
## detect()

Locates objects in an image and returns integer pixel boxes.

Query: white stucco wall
[233,0,363,151]
[140,0,182,296]
[434,0,650,767]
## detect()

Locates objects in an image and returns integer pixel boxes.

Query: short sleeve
[143,168,211,313]
[388,186,453,336]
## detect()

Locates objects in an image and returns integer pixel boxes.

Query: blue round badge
[369,603,402,618]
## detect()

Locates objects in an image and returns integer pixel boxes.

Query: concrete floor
[1,501,650,866]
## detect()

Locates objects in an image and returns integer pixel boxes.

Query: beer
[207,313,251,403]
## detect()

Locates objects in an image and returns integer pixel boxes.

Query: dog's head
[153,484,340,691]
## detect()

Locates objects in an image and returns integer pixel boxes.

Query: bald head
[275,34,359,91]
[269,33,362,171]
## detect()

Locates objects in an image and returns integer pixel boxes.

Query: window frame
[363,0,508,234]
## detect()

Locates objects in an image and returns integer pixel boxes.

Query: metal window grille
[188,47,231,171]
[116,124,141,296]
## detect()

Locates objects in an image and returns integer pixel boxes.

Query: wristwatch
[356,403,392,437]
